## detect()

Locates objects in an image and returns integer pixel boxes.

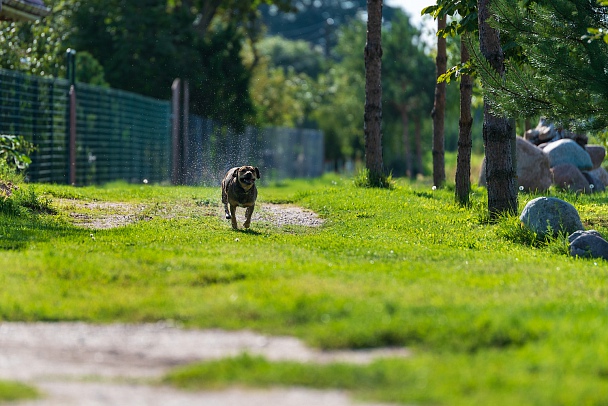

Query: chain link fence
[0,69,323,185]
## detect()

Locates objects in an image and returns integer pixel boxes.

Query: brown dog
[221,166,260,229]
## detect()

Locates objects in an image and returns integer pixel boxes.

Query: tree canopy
[478,0,608,132]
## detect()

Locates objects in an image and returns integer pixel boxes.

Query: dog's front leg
[244,205,254,229]
[230,205,238,229]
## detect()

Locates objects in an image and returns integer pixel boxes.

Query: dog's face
[233,166,260,189]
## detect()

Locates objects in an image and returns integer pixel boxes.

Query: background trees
[0,0,455,178]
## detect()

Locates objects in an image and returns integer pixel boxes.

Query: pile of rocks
[479,118,608,193]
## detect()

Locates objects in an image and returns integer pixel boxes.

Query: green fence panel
[0,68,70,183]
[76,83,171,185]
[1,69,322,186]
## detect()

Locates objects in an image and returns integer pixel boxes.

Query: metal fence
[185,116,324,186]
[75,83,171,185]
[0,69,70,183]
[0,69,323,185]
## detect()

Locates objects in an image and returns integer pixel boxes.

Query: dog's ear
[254,167,260,179]
[231,168,239,178]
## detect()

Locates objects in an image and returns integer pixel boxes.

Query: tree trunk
[400,107,412,178]
[478,0,517,218]
[431,16,447,188]
[364,0,384,185]
[415,116,422,178]
[455,35,474,205]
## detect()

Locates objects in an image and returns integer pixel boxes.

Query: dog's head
[232,166,260,190]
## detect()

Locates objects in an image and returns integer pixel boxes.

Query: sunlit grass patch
[0,380,38,402]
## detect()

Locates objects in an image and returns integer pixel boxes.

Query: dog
[221,166,260,229]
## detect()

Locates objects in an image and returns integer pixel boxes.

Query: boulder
[478,138,552,192]
[551,163,591,193]
[585,145,606,170]
[543,139,593,170]
[569,230,608,260]
[520,197,584,238]
[588,167,608,187]
[582,171,606,193]
[516,137,552,192]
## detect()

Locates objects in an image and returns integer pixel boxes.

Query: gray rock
[569,230,608,260]
[582,171,605,193]
[478,138,552,192]
[516,137,552,192]
[589,167,608,187]
[520,197,584,238]
[586,145,606,170]
[568,229,602,243]
[544,139,593,170]
[551,163,591,193]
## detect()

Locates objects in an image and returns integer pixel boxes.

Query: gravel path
[0,322,406,405]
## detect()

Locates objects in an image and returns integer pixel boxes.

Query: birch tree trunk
[364,0,384,185]
[478,0,517,217]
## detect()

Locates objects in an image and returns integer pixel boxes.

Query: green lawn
[2,175,608,404]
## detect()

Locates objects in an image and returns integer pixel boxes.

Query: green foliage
[478,0,608,132]
[311,11,435,169]
[0,0,74,77]
[250,62,320,127]
[0,134,35,171]
[255,36,326,79]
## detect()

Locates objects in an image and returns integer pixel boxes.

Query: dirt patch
[59,200,147,229]
[253,204,325,228]
[56,199,324,230]
[0,322,405,405]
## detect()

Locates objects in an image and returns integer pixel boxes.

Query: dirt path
[0,322,406,405]
[60,199,325,230]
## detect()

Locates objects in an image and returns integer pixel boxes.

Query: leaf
[421,5,438,16]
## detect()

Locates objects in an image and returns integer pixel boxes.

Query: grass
[3,174,608,404]
[0,380,38,402]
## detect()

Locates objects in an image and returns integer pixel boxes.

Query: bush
[0,134,35,171]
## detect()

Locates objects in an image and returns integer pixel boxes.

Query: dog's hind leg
[222,187,231,219]
[244,205,254,229]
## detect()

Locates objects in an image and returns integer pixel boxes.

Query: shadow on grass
[0,214,82,250]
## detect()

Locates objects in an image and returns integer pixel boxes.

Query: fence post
[171,78,182,185]
[182,80,190,184]
[66,48,77,185]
